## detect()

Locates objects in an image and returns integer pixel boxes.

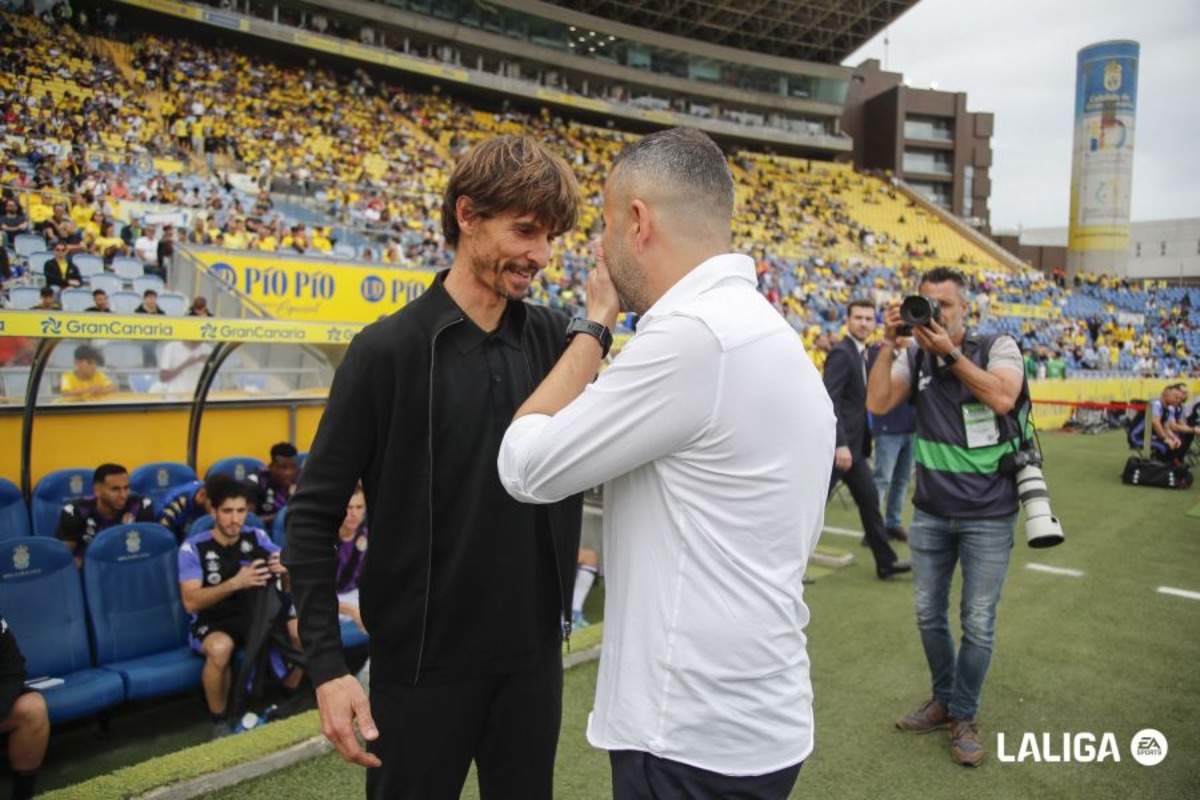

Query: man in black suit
[824,299,910,580]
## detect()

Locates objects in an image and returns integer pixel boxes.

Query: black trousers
[365,652,562,800]
[829,457,898,572]
[611,750,803,800]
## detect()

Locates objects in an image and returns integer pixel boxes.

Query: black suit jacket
[43,257,81,289]
[823,337,874,458]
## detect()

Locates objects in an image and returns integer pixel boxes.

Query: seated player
[157,479,209,543]
[247,443,299,529]
[0,617,49,800]
[178,478,303,739]
[55,463,155,564]
[335,484,369,633]
[1129,384,1188,463]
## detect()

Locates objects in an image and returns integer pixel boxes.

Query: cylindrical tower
[1067,40,1139,278]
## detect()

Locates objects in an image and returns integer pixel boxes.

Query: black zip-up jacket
[285,272,583,687]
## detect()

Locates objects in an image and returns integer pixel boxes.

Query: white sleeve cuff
[497,413,557,504]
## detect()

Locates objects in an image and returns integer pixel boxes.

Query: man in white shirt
[157,340,212,394]
[498,128,835,799]
[134,226,159,269]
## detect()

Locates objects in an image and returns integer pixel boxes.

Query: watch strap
[566,318,613,358]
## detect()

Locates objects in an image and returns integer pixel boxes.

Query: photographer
[866,267,1028,767]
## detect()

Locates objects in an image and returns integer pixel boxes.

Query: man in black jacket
[824,299,909,580]
[285,136,584,800]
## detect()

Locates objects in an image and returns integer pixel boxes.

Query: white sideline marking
[1026,563,1085,578]
[1157,586,1200,601]
[822,525,862,538]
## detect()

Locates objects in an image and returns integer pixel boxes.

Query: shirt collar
[639,253,756,325]
[447,301,525,354]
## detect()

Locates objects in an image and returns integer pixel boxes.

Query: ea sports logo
[211,263,236,287]
[361,275,385,303]
[1130,729,1167,766]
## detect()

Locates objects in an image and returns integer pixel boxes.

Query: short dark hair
[846,298,876,315]
[610,127,734,224]
[143,289,158,298]
[93,288,107,298]
[270,442,298,461]
[74,344,102,363]
[205,474,255,509]
[93,463,127,485]
[919,267,968,292]
[441,136,579,247]
[40,286,55,297]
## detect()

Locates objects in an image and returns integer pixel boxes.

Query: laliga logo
[211,263,237,286]
[361,275,385,303]
[41,316,63,336]
[996,729,1168,765]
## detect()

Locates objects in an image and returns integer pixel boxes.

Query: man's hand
[587,237,621,333]
[881,300,904,343]
[912,318,955,358]
[267,551,287,575]
[234,559,271,590]
[316,675,381,768]
[834,446,852,472]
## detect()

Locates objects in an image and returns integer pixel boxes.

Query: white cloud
[844,0,1200,230]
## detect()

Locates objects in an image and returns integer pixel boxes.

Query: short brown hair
[846,298,876,316]
[441,136,579,247]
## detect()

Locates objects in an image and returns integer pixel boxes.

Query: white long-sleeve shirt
[499,253,835,775]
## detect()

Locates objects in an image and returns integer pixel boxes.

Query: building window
[904,115,954,142]
[1135,242,1141,257]
[1161,242,1167,256]
[902,148,952,175]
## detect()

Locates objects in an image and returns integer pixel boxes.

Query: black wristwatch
[944,347,963,365]
[566,318,613,358]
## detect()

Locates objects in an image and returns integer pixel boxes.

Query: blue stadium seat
[111,256,145,281]
[13,233,45,259]
[90,272,123,296]
[83,524,203,701]
[0,478,30,541]
[132,274,165,296]
[205,457,264,482]
[130,462,197,512]
[187,512,266,537]
[0,537,126,724]
[72,254,105,280]
[158,292,188,316]
[60,287,92,312]
[6,285,42,309]
[31,468,93,538]
[110,290,142,315]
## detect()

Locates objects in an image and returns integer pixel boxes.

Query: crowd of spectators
[2,6,1198,379]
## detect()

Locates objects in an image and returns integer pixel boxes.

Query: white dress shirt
[499,253,835,775]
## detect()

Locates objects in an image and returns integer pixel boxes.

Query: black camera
[897,296,942,336]
[998,449,1041,476]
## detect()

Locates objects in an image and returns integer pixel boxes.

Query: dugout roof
[541,0,921,64]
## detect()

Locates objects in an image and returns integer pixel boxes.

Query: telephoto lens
[1015,465,1065,548]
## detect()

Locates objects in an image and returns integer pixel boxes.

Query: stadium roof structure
[538,0,922,64]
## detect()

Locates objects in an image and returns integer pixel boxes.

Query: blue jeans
[908,508,1017,721]
[872,432,914,530]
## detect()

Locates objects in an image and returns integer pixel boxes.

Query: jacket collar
[413,269,530,336]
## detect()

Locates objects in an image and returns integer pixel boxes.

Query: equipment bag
[1121,457,1193,489]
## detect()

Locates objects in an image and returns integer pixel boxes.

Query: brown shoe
[895,698,951,733]
[950,718,985,766]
